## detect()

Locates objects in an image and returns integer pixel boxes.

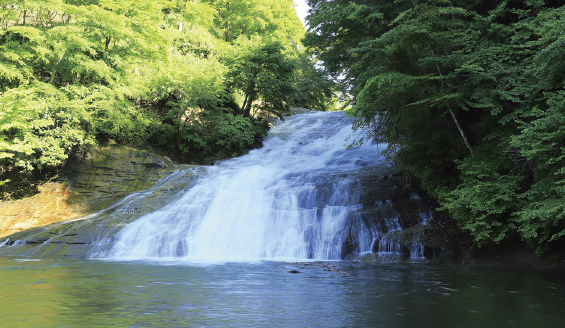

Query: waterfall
[83,111,432,262]
[0,111,438,261]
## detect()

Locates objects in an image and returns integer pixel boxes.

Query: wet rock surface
[63,143,177,213]
[0,182,85,239]
[0,165,204,258]
[0,142,204,256]
[0,143,472,262]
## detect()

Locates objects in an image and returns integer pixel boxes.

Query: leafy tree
[0,82,95,171]
[208,0,304,46]
[0,0,168,89]
[225,37,296,118]
[1,0,331,189]
[508,6,565,253]
[212,114,268,156]
[293,53,337,111]
[1,0,167,173]
[146,51,227,154]
[306,0,565,253]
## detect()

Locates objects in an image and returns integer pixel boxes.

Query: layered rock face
[0,143,176,239]
[0,182,82,238]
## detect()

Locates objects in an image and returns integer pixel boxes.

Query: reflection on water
[0,258,564,327]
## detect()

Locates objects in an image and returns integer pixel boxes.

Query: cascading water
[91,111,432,262]
[0,111,438,261]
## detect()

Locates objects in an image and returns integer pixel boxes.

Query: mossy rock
[0,163,205,258]
[0,143,197,242]
[63,143,177,213]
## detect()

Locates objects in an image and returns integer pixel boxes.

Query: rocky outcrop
[0,182,82,238]
[0,141,205,258]
[0,142,177,239]
[63,142,176,212]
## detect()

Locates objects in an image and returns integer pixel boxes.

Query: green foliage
[64,84,153,142]
[0,0,168,90]
[307,0,565,252]
[145,49,228,156]
[225,37,296,118]
[510,91,565,253]
[213,114,267,154]
[164,0,217,30]
[0,82,95,170]
[439,152,525,245]
[0,81,157,171]
[0,0,333,190]
[293,53,337,111]
[209,0,304,46]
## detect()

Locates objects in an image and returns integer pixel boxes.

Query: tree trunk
[105,36,111,52]
[446,99,474,157]
[426,41,474,156]
[242,94,249,117]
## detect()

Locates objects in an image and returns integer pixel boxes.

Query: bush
[213,115,267,155]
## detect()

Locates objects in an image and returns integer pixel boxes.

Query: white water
[100,112,393,262]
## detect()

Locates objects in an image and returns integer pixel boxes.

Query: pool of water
[1,258,563,327]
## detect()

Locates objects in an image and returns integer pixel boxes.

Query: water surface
[1,258,563,327]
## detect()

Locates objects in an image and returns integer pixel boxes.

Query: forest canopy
[0,0,336,181]
[305,0,565,254]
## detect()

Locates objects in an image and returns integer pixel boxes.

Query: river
[1,258,564,327]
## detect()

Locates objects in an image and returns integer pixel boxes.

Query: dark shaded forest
[305,0,565,254]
